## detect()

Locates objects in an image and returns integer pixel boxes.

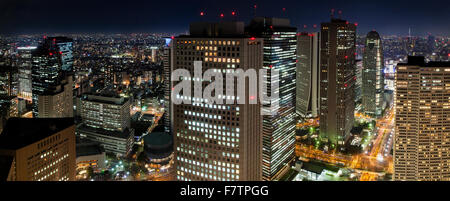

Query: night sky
[0,0,449,36]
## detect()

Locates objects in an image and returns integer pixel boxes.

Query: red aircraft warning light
[232,11,236,16]
[220,13,224,18]
[200,11,205,16]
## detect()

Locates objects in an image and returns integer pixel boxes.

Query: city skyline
[0,0,449,36]
[0,0,449,186]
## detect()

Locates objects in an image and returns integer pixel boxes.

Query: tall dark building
[296,32,320,119]
[0,118,76,181]
[32,37,74,118]
[173,21,263,181]
[362,31,385,117]
[319,18,357,146]
[163,37,173,136]
[246,17,297,181]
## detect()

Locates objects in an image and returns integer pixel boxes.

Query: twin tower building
[167,17,383,181]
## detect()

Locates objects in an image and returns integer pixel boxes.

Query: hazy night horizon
[0,0,449,36]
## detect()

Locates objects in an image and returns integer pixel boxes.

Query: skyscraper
[319,18,357,146]
[394,56,450,181]
[163,37,173,136]
[296,32,320,119]
[0,118,76,181]
[362,31,385,118]
[76,94,134,157]
[17,46,36,99]
[31,37,74,118]
[0,65,15,97]
[246,17,297,180]
[173,21,263,181]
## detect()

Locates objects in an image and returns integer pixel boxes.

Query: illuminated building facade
[394,56,450,181]
[36,75,74,118]
[31,37,74,118]
[0,118,76,181]
[17,46,37,99]
[296,32,320,119]
[319,18,357,146]
[0,65,15,97]
[76,94,134,156]
[246,17,297,181]
[173,21,263,181]
[163,37,173,135]
[362,31,385,117]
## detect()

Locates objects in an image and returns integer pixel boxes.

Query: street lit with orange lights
[296,106,395,181]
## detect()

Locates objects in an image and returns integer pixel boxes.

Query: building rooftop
[0,118,74,150]
[81,94,128,105]
[366,31,381,39]
[144,125,172,147]
[76,124,132,139]
[178,21,250,38]
[399,56,450,67]
[76,143,105,157]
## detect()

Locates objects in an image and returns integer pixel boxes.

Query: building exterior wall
[319,19,357,146]
[5,125,76,181]
[173,35,263,181]
[362,31,385,117]
[394,59,450,181]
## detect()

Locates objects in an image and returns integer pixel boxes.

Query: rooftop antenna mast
[330,8,335,19]
[253,4,257,17]
[338,10,342,19]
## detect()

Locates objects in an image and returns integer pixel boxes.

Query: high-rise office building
[17,46,37,99]
[362,31,385,117]
[296,32,320,119]
[355,59,363,103]
[394,56,450,181]
[319,18,357,146]
[48,37,74,72]
[173,21,263,181]
[0,65,16,97]
[31,37,74,118]
[36,75,74,118]
[163,37,173,136]
[246,17,297,180]
[76,94,134,156]
[0,118,76,181]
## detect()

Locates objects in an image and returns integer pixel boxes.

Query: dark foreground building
[0,118,76,181]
